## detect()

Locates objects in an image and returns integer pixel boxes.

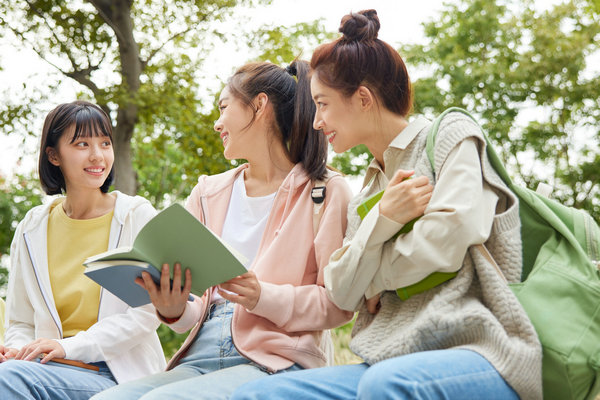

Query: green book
[357,189,457,300]
[83,203,247,307]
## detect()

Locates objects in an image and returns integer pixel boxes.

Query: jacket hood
[195,163,311,198]
[19,190,149,233]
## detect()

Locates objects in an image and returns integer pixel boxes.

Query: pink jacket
[165,163,354,372]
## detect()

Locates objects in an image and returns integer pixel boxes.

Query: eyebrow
[217,96,229,106]
[312,93,324,101]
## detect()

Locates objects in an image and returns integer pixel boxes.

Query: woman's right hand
[0,345,19,362]
[379,169,433,225]
[136,263,192,321]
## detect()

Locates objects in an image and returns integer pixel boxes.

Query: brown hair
[39,100,114,195]
[311,9,412,117]
[226,60,328,180]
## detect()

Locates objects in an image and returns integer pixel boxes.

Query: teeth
[86,168,103,173]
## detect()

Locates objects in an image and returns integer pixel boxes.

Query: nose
[313,111,323,131]
[89,143,103,162]
[214,117,223,132]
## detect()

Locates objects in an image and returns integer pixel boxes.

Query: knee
[357,362,414,400]
[231,378,281,400]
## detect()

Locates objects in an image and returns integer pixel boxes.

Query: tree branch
[88,0,128,44]
[141,27,193,69]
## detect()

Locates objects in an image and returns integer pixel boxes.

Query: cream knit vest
[348,112,543,399]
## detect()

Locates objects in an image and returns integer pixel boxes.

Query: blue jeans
[0,358,115,399]
[231,349,519,400]
[92,301,301,400]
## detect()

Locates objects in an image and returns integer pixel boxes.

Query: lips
[220,132,229,143]
[84,167,105,176]
[324,131,336,144]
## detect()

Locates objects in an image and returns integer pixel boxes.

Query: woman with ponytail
[232,10,542,400]
[92,60,354,400]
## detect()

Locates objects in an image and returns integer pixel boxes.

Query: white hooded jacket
[4,191,166,383]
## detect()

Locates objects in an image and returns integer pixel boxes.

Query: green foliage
[0,174,44,289]
[403,0,599,221]
[157,324,188,360]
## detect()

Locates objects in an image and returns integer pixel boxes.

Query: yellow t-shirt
[47,201,113,338]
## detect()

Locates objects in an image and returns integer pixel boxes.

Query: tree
[0,173,43,293]
[332,0,600,221]
[0,0,268,195]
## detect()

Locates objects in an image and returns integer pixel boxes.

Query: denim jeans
[231,349,519,400]
[92,301,301,400]
[0,358,115,399]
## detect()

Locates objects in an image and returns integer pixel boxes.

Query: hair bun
[339,9,380,42]
[285,63,297,77]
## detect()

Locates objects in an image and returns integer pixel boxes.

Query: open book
[84,203,247,307]
[357,189,456,301]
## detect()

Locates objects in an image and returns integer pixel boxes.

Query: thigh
[91,366,198,400]
[140,363,271,400]
[0,359,116,400]
[231,363,369,400]
[357,349,519,400]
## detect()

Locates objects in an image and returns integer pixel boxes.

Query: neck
[62,188,115,219]
[365,110,409,171]
[244,138,294,196]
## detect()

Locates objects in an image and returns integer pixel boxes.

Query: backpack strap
[311,170,336,237]
[426,106,513,187]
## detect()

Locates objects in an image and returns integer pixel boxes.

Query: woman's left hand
[218,271,261,310]
[366,293,381,314]
[14,338,66,363]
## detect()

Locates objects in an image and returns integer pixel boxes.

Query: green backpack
[427,107,600,400]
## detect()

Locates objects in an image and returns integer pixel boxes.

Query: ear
[46,147,60,166]
[253,92,269,116]
[356,86,375,111]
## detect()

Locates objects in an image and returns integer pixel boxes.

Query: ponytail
[287,60,328,181]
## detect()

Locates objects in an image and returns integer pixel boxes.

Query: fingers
[160,263,171,294]
[182,268,192,298]
[389,169,414,185]
[172,263,183,296]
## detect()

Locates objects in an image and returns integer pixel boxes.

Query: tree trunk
[91,0,141,195]
[113,123,137,194]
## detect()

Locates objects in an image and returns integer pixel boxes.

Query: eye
[74,141,88,147]
[317,102,326,109]
[102,139,112,147]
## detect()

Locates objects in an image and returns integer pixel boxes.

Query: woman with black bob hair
[0,100,165,399]
[92,60,353,400]
[232,9,542,400]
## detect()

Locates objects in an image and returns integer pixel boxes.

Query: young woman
[0,101,166,399]
[231,10,543,400]
[92,60,354,400]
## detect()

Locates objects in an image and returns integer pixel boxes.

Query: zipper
[23,232,63,339]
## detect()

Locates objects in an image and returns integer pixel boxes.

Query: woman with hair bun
[92,59,354,400]
[231,9,542,400]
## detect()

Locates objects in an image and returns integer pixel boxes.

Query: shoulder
[190,165,246,198]
[112,191,157,224]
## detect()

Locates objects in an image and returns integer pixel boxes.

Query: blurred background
[0,0,598,364]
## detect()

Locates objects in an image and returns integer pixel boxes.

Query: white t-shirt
[214,171,276,302]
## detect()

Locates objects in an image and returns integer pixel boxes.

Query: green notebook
[357,189,457,300]
[84,203,247,307]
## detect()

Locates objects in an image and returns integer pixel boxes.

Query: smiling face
[46,124,114,193]
[214,86,257,160]
[311,75,367,154]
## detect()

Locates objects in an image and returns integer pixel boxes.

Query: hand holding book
[358,170,457,302]
[378,170,432,226]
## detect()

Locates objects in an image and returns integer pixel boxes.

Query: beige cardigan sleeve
[325,138,499,311]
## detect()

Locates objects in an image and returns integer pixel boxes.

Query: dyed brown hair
[227,60,328,180]
[39,100,114,195]
[311,9,412,117]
